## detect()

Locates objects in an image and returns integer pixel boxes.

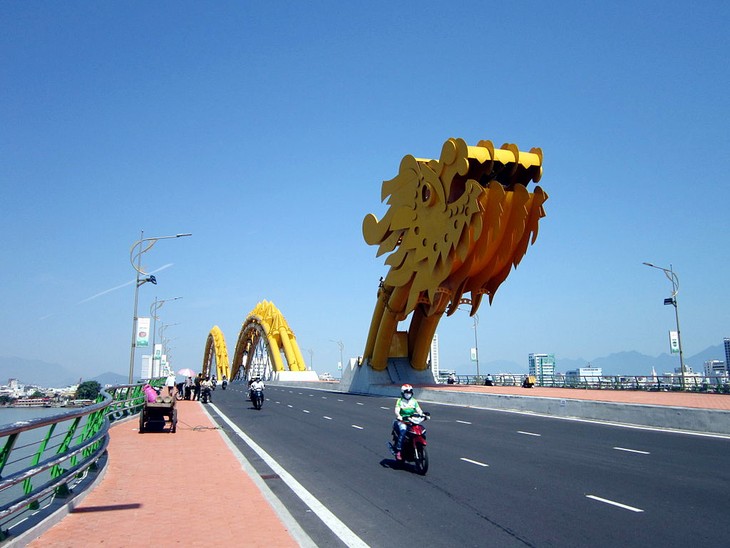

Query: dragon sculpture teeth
[362,137,548,372]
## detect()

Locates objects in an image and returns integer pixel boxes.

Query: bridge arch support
[203,325,231,380]
[206,300,308,382]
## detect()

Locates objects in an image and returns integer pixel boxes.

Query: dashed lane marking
[613,447,650,455]
[517,431,541,437]
[456,420,472,425]
[460,457,489,467]
[586,495,644,513]
[351,425,364,430]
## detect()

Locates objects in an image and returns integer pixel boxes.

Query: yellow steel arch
[205,301,307,382]
[362,137,548,371]
[202,325,230,380]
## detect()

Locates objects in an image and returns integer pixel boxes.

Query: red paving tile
[27,399,298,548]
[424,384,730,410]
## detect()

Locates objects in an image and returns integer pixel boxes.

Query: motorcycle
[389,412,430,475]
[250,388,264,410]
[200,386,212,404]
[221,379,228,390]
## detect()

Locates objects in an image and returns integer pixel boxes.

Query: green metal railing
[0,379,164,541]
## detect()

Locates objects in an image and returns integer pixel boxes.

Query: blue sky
[1,1,728,381]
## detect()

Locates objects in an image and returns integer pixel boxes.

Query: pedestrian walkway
[427,384,730,411]
[27,399,299,548]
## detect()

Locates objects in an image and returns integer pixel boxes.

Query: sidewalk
[27,400,299,548]
[426,384,730,411]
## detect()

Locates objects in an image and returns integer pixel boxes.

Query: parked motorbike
[389,412,430,475]
[200,386,212,404]
[250,388,264,410]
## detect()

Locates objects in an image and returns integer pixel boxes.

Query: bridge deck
[27,398,298,548]
[26,384,728,547]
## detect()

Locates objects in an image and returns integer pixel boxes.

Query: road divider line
[517,431,541,437]
[323,416,332,420]
[380,406,390,410]
[455,420,472,425]
[460,457,489,467]
[613,447,650,455]
[351,425,364,430]
[303,410,310,414]
[209,404,369,547]
[586,494,643,512]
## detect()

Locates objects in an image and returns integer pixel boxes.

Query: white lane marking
[456,420,472,425]
[356,402,364,406]
[586,495,644,513]
[460,457,489,467]
[351,425,364,430]
[309,394,314,397]
[380,406,390,410]
[323,416,333,420]
[287,405,293,408]
[517,431,541,437]
[303,410,310,414]
[208,404,369,547]
[322,396,328,399]
[337,399,344,402]
[613,447,650,455]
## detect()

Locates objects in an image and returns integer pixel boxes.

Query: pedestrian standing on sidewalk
[194,373,202,401]
[165,371,176,397]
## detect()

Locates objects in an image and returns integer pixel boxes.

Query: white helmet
[401,384,413,399]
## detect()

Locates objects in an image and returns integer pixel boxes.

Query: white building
[528,353,555,386]
[565,366,603,386]
[429,334,440,379]
[704,360,727,385]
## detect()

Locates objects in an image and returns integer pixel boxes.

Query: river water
[0,407,75,428]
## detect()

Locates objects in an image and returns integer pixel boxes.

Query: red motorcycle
[389,412,430,475]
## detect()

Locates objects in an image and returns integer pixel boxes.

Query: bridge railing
[443,374,729,393]
[0,379,164,541]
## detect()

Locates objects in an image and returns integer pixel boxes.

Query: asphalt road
[206,384,730,547]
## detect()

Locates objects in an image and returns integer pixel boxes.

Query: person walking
[165,371,176,397]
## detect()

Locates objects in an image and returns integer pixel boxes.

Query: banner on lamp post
[136,317,151,347]
[669,330,679,354]
[470,348,478,361]
[141,355,152,379]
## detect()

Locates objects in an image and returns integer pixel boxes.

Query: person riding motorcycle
[393,384,424,461]
[249,377,264,398]
[201,376,213,403]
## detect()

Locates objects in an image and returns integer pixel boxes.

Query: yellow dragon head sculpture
[362,137,548,371]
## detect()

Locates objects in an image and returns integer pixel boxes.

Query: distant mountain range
[0,344,726,387]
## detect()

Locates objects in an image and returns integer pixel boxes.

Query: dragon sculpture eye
[421,183,433,205]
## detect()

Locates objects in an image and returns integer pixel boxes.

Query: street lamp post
[150,296,182,377]
[643,262,686,389]
[128,231,191,384]
[330,340,344,373]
